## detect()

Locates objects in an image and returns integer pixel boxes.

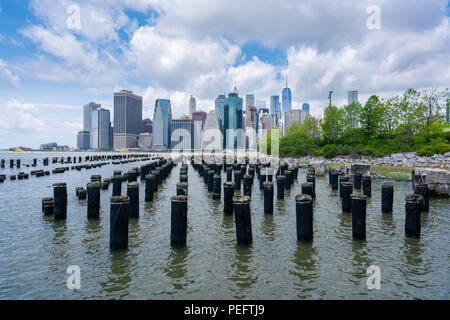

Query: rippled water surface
[0,152,449,299]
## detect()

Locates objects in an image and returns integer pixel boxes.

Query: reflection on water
[291,242,317,288]
[102,250,131,298]
[164,246,192,291]
[230,246,258,297]
[262,214,275,242]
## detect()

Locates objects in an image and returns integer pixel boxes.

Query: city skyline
[0,1,449,148]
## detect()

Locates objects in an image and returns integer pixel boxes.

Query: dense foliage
[267,88,450,158]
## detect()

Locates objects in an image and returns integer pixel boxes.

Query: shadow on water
[101,249,131,298]
[380,212,395,233]
[349,240,370,289]
[164,246,193,291]
[230,245,258,299]
[82,218,103,254]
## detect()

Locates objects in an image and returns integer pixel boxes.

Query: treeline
[278,87,450,158]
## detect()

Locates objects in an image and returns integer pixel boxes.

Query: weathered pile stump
[127,182,139,218]
[416,184,429,212]
[87,181,101,219]
[171,195,188,247]
[263,181,274,214]
[381,183,394,213]
[276,175,285,199]
[53,183,67,220]
[341,182,353,213]
[301,182,314,198]
[405,194,422,238]
[212,175,221,200]
[243,174,252,197]
[296,194,313,241]
[110,196,130,250]
[233,195,252,245]
[362,176,372,197]
[351,194,367,240]
[224,182,235,215]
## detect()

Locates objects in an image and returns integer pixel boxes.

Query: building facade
[113,90,143,149]
[245,94,255,114]
[270,95,280,114]
[142,118,152,134]
[77,131,90,150]
[171,119,194,151]
[348,90,358,105]
[192,111,207,127]
[97,108,110,149]
[282,77,292,112]
[152,99,172,149]
[302,103,310,116]
[284,109,308,134]
[202,110,223,151]
[215,94,226,129]
[138,132,152,150]
[224,86,243,149]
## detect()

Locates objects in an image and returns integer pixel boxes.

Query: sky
[0,0,449,149]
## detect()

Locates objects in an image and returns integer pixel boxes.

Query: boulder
[345,163,371,177]
[310,161,326,176]
[412,168,450,196]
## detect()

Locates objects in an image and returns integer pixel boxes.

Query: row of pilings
[1,153,156,182]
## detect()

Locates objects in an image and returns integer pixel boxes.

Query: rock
[412,168,450,196]
[345,163,371,177]
[311,161,326,176]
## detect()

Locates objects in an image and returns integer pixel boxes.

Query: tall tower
[153,99,172,149]
[282,74,292,112]
[189,95,196,119]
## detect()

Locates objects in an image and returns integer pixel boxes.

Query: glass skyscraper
[270,95,280,114]
[153,99,172,149]
[224,86,243,149]
[302,103,310,116]
[282,80,292,112]
[348,90,358,105]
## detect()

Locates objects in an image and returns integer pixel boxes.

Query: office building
[192,111,207,127]
[282,76,292,112]
[270,95,280,114]
[171,119,194,151]
[202,110,223,150]
[153,99,172,149]
[348,90,358,105]
[284,109,308,134]
[142,118,152,134]
[245,94,255,114]
[97,108,111,149]
[215,94,226,128]
[82,102,100,149]
[189,95,196,119]
[138,133,152,150]
[224,86,243,149]
[113,90,143,149]
[77,131,90,150]
[302,103,310,116]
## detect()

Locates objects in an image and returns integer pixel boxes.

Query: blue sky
[0,0,449,148]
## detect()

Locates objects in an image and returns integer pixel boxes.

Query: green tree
[360,95,382,138]
[343,101,362,138]
[418,87,447,141]
[400,88,420,138]
[380,96,400,140]
[321,105,343,143]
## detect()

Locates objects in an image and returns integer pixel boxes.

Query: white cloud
[0,59,20,87]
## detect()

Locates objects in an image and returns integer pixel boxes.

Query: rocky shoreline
[291,151,450,170]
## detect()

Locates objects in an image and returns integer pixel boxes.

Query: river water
[0,151,448,299]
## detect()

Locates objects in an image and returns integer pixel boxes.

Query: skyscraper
[142,118,152,134]
[284,109,308,134]
[97,108,111,149]
[245,94,255,114]
[348,90,358,105]
[171,119,194,151]
[153,99,172,149]
[82,102,100,149]
[202,110,222,150]
[302,103,310,116]
[282,76,292,112]
[77,131,90,150]
[270,95,280,114]
[189,95,196,119]
[113,90,143,149]
[215,94,226,129]
[224,86,243,149]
